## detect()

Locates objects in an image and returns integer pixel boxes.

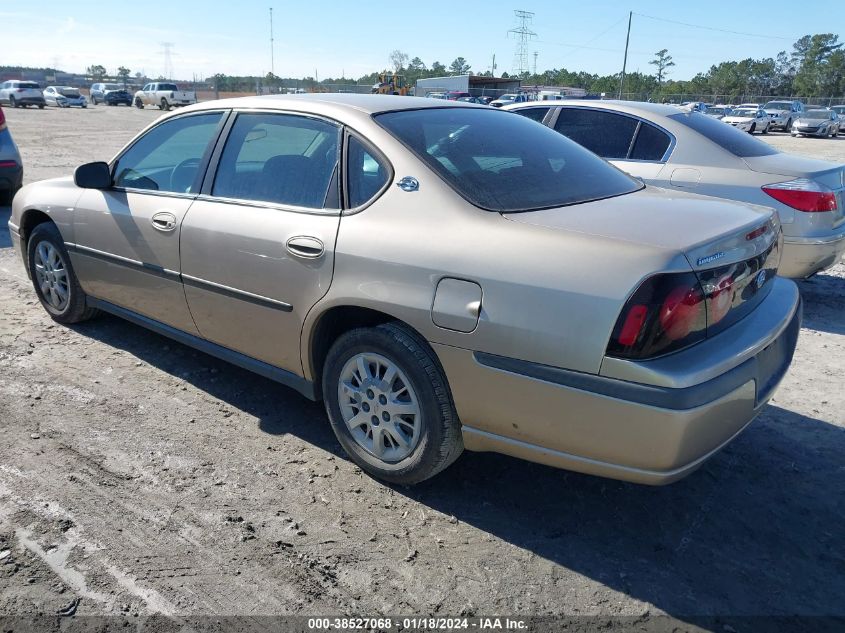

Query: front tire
[322,322,463,485]
[27,223,98,324]
[135,97,144,109]
[762,123,769,134]
[9,96,16,108]
[784,118,792,132]
[749,123,756,134]
[91,96,97,105]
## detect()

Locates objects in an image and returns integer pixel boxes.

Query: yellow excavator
[372,72,410,96]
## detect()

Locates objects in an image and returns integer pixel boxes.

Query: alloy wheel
[337,353,422,462]
[33,241,70,312]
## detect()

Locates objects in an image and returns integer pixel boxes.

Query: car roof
[506,99,685,117]
[185,93,478,116]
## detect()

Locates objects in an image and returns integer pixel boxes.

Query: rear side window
[630,122,672,161]
[212,113,339,209]
[376,107,641,213]
[514,107,550,123]
[553,108,638,159]
[346,136,389,208]
[668,111,778,157]
[114,112,224,193]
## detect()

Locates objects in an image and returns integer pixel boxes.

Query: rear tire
[322,322,463,485]
[749,123,756,134]
[160,98,170,111]
[9,96,16,108]
[785,118,792,132]
[26,223,99,324]
[761,123,768,134]
[91,96,97,105]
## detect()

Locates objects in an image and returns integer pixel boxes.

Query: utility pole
[162,42,174,79]
[269,7,275,76]
[533,51,538,77]
[508,9,537,76]
[491,53,497,76]
[618,11,632,100]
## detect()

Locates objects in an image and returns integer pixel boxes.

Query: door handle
[151,211,177,232]
[286,236,324,259]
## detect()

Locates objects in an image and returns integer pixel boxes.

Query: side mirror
[74,161,112,189]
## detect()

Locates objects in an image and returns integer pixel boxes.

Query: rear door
[179,110,342,374]
[549,107,671,180]
[71,110,227,332]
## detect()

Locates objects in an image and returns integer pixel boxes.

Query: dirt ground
[0,104,844,631]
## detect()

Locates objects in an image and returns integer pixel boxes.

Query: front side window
[553,108,638,160]
[113,112,224,193]
[376,107,641,213]
[346,136,389,208]
[212,113,339,209]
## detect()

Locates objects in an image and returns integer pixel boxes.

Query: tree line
[4,33,842,100]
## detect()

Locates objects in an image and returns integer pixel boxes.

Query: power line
[633,13,795,41]
[556,14,629,60]
[508,9,537,76]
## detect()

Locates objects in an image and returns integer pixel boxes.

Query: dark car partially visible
[0,105,23,204]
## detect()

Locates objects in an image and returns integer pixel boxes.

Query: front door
[180,111,342,374]
[71,111,226,333]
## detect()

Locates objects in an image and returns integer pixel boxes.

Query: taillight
[608,240,779,360]
[0,106,5,129]
[762,179,837,212]
[0,161,17,168]
[606,272,706,359]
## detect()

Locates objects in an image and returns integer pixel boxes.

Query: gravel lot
[1,104,844,631]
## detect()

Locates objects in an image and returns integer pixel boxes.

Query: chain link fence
[619,92,845,106]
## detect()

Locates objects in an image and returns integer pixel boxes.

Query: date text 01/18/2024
[307,617,528,630]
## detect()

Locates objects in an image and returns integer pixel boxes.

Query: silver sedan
[9,95,800,485]
[507,100,845,278]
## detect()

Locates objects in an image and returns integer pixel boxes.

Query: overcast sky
[0,1,829,81]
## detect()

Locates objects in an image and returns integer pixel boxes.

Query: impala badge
[697,251,725,267]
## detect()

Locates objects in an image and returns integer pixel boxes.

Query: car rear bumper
[12,97,45,106]
[434,278,801,485]
[780,228,845,278]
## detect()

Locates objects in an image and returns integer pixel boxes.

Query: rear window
[20,82,40,89]
[375,107,641,213]
[159,83,178,91]
[668,111,778,158]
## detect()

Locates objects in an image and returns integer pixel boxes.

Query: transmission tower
[507,10,537,76]
[162,42,175,79]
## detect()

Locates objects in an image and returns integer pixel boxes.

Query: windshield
[706,107,728,115]
[497,95,516,101]
[59,88,80,97]
[375,107,642,213]
[104,84,123,90]
[668,111,778,158]
[804,109,831,119]
[832,106,845,114]
[764,101,792,110]
[731,109,757,117]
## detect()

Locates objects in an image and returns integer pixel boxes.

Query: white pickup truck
[133,82,197,110]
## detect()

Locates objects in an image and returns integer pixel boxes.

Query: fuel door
[432,278,482,333]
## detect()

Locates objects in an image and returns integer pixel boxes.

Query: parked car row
[5,94,822,488]
[0,80,197,111]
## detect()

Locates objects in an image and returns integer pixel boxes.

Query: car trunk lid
[503,185,778,271]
